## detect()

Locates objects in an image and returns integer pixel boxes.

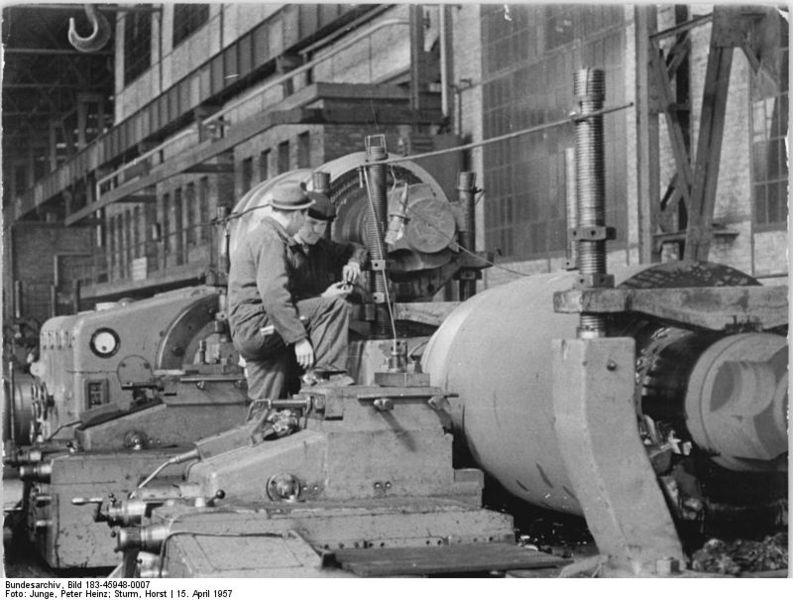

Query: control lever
[72,494,114,523]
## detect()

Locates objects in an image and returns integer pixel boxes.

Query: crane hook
[68,4,111,53]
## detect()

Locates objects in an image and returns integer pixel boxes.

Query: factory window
[297,132,311,168]
[480,4,627,261]
[144,202,157,271]
[751,17,788,230]
[117,215,125,278]
[174,188,184,265]
[124,210,133,275]
[133,206,141,258]
[259,149,270,182]
[124,8,152,86]
[109,215,117,276]
[241,157,254,193]
[162,193,171,253]
[546,6,575,50]
[199,177,210,242]
[173,4,210,47]
[277,141,290,174]
[185,183,197,246]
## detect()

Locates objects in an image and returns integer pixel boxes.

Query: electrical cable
[44,420,82,442]
[369,102,634,168]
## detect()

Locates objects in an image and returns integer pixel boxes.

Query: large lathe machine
[5,136,494,571]
[10,69,787,577]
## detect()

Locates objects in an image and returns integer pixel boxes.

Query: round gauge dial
[90,328,120,358]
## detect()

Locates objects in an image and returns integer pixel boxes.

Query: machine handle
[71,497,104,506]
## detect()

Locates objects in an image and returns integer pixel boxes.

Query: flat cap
[307,191,336,221]
[269,182,314,211]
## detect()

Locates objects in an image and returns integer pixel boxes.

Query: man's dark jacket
[227,216,366,347]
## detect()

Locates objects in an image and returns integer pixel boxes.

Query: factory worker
[292,189,367,302]
[227,182,362,401]
[291,190,367,385]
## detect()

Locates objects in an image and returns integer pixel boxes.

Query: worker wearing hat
[227,182,364,400]
[291,189,367,301]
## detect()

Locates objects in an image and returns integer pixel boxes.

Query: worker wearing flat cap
[292,189,367,302]
[227,182,366,400]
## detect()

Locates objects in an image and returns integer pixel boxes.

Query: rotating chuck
[685,333,788,472]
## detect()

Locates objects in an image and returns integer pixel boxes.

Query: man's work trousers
[242,295,350,400]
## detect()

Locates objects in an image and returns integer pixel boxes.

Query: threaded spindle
[574,68,608,336]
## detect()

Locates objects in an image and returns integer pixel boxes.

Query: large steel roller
[423,262,788,515]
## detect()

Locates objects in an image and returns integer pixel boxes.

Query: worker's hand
[294,339,314,370]
[341,261,361,284]
[321,282,353,298]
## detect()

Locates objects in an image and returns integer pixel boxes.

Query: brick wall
[7,223,93,323]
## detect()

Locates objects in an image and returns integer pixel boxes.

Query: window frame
[123,8,153,87]
[172,4,210,49]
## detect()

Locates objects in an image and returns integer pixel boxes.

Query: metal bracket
[573,273,615,290]
[569,225,616,242]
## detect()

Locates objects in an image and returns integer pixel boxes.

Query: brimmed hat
[269,182,314,211]
[306,191,336,221]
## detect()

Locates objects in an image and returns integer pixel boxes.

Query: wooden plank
[330,543,570,577]
[554,285,788,331]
